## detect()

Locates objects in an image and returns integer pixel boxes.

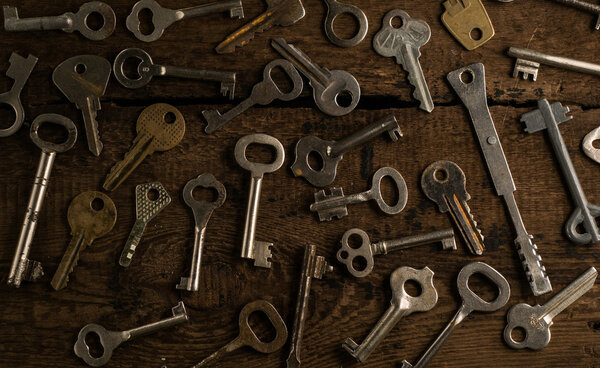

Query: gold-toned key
[103,103,185,191]
[441,0,494,50]
[51,191,117,290]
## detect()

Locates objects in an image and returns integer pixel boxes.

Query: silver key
[310,167,408,221]
[508,47,600,81]
[322,0,368,48]
[342,266,438,362]
[504,267,597,350]
[582,125,600,164]
[74,301,189,367]
[7,114,77,288]
[119,182,171,267]
[337,228,456,278]
[203,59,303,134]
[373,10,433,113]
[113,48,237,100]
[177,174,226,291]
[235,134,285,268]
[0,52,37,137]
[126,0,244,42]
[271,37,361,116]
[3,2,116,40]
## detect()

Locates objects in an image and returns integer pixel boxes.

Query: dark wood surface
[1,1,599,367]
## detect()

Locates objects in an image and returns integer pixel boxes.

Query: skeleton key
[103,103,185,191]
[508,47,600,82]
[401,262,511,368]
[235,134,285,268]
[310,167,408,222]
[582,126,600,164]
[373,10,433,113]
[74,301,189,367]
[322,0,368,48]
[119,182,171,267]
[521,99,600,245]
[177,174,226,291]
[3,2,116,40]
[202,59,303,134]
[342,266,438,362]
[51,191,117,291]
[53,55,111,157]
[271,37,360,116]
[7,114,77,288]
[127,0,244,42]
[113,48,237,99]
[441,0,494,50]
[215,0,305,54]
[337,228,456,278]
[291,114,401,187]
[0,52,37,137]
[504,267,597,350]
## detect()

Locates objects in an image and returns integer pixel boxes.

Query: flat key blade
[103,132,154,191]
[51,231,91,290]
[542,267,597,323]
[400,44,433,113]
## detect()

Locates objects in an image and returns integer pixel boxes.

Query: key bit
[508,47,600,81]
[441,0,494,50]
[0,52,37,137]
[312,187,348,221]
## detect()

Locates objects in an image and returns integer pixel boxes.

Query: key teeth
[175,277,190,291]
[25,260,44,282]
[463,200,485,249]
[404,61,434,113]
[514,59,539,81]
[342,337,358,355]
[202,110,225,133]
[515,235,552,296]
[400,360,414,368]
[253,241,273,268]
[230,7,244,19]
[220,82,235,100]
[216,16,275,54]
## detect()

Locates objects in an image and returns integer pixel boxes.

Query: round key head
[136,103,185,152]
[126,0,179,42]
[30,113,77,153]
[70,1,116,41]
[323,0,368,48]
[389,266,438,312]
[252,59,304,104]
[234,134,285,178]
[457,262,511,313]
[236,300,288,353]
[182,173,226,227]
[337,228,375,278]
[68,191,117,241]
[368,167,408,215]
[74,323,123,367]
[504,303,550,350]
[420,160,468,213]
[312,69,360,117]
[113,48,155,89]
[290,135,340,187]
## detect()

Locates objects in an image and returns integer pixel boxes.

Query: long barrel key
[508,47,600,81]
[0,52,37,137]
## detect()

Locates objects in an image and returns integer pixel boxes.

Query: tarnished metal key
[322,0,368,48]
[508,47,600,82]
[582,126,600,164]
[0,52,37,137]
[441,0,494,50]
[51,191,117,291]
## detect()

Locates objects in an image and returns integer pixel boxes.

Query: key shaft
[4,7,72,31]
[51,230,89,290]
[119,219,148,267]
[179,0,243,19]
[373,228,456,255]
[508,47,600,78]
[542,267,597,322]
[330,115,401,157]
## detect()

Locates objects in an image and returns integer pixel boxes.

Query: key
[322,0,368,48]
[310,167,408,222]
[337,228,456,278]
[74,301,189,367]
[550,0,600,30]
[0,52,37,137]
[504,267,597,350]
[271,38,360,116]
[202,59,303,134]
[51,191,117,291]
[373,10,433,113]
[7,114,77,288]
[582,126,600,164]
[103,103,185,191]
[177,174,226,291]
[235,134,285,268]
[342,266,438,362]
[191,300,288,367]
[441,0,494,50]
[113,48,237,100]
[508,47,600,82]
[421,160,484,256]
[126,0,244,42]
[291,114,401,187]
[3,2,116,40]
[119,182,171,267]
[53,55,111,157]
[521,99,600,245]
[401,262,510,368]
[215,0,305,54]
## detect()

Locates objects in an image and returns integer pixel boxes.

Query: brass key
[103,103,185,191]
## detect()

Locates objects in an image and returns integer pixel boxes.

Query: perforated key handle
[235,134,285,178]
[182,173,226,227]
[236,300,289,353]
[322,0,368,48]
[138,103,186,151]
[112,48,157,89]
[52,55,112,104]
[0,53,37,137]
[253,59,304,104]
[66,2,116,40]
[136,182,171,222]
[373,9,430,58]
[390,266,438,311]
[126,0,180,42]
[421,160,468,213]
[68,191,117,240]
[337,228,374,278]
[368,167,408,214]
[566,204,600,244]
[457,262,511,314]
[30,114,77,153]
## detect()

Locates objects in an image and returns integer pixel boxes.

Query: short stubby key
[322,0,368,48]
[8,114,77,288]
[119,182,171,267]
[582,125,600,164]
[0,52,37,137]
[342,266,438,362]
[337,228,456,278]
[271,37,360,116]
[127,0,243,42]
[373,10,433,113]
[75,301,189,367]
[508,47,600,82]
[441,0,494,50]
[291,114,401,187]
[51,191,117,291]
[310,167,408,221]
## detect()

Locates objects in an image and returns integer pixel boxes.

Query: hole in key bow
[434,168,448,182]
[147,188,160,201]
[510,326,527,343]
[332,13,360,40]
[352,255,368,272]
[85,11,105,31]
[122,56,143,80]
[91,198,104,211]
[404,279,423,297]
[138,8,155,36]
[84,331,104,358]
[339,250,349,259]
[192,186,219,203]
[245,143,277,164]
[390,16,404,28]
[164,112,176,124]
[336,90,353,108]
[0,103,16,130]
[592,139,600,149]
[37,121,70,145]
[268,65,294,94]
[460,70,474,84]
[468,272,500,303]
[381,175,400,207]
[470,28,483,41]
[248,311,277,343]
[308,151,324,172]
[74,63,87,74]
[347,233,364,249]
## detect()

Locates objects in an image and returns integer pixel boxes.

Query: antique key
[202,59,303,134]
[343,266,438,362]
[3,2,116,40]
[0,52,37,137]
[582,126,600,164]
[53,55,111,156]
[119,182,171,267]
[51,191,117,291]
[177,174,226,291]
[216,0,305,54]
[373,10,433,113]
[75,301,189,367]
[272,38,360,116]
[291,114,401,187]
[550,0,600,30]
[103,103,185,191]
[441,0,494,50]
[113,48,237,99]
[508,47,600,82]
[322,0,368,48]
[127,0,243,42]
[504,267,597,350]
[310,167,408,221]
[235,134,285,268]
[8,114,77,288]
[421,160,484,255]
